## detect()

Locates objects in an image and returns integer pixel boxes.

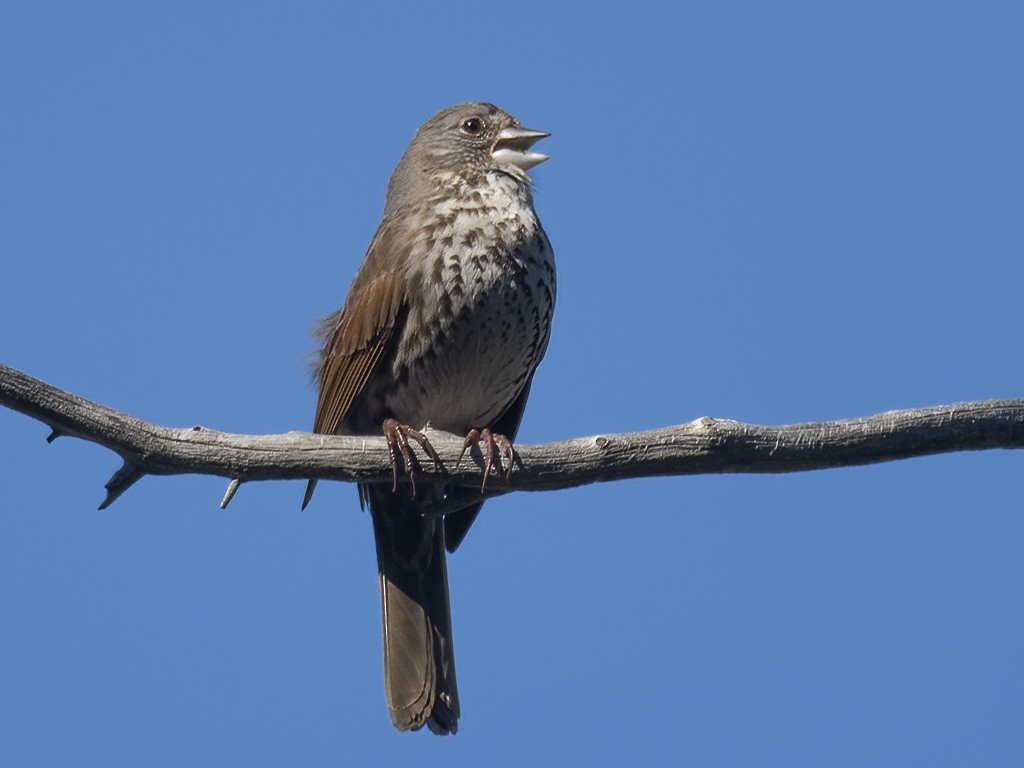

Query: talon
[480,428,495,492]
[493,433,516,482]
[459,427,518,492]
[382,418,443,498]
[456,428,482,470]
[385,434,401,492]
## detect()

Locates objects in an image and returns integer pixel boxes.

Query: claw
[458,427,518,491]
[382,418,443,498]
[456,428,482,471]
[492,432,515,482]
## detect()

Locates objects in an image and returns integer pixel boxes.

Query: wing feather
[312,266,405,436]
[303,227,408,509]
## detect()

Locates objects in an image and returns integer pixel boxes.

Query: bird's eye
[461,117,484,135]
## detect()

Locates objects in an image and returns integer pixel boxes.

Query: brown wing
[311,269,404,436]
[303,227,408,508]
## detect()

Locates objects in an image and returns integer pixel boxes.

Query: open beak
[491,126,550,171]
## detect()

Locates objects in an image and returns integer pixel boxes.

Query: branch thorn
[220,477,241,509]
[301,479,317,511]
[99,461,144,510]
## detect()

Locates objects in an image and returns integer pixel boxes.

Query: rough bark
[3,363,1023,513]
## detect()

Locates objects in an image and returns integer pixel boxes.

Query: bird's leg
[381,418,443,497]
[456,427,517,491]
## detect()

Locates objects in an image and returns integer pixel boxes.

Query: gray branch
[3,363,1024,513]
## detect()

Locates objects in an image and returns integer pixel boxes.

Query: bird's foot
[382,418,443,497]
[456,428,516,491]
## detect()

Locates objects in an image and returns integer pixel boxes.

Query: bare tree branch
[3,363,1023,512]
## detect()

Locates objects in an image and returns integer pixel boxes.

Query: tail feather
[368,486,459,734]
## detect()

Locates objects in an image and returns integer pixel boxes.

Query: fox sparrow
[305,103,555,734]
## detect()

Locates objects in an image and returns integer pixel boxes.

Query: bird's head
[402,102,550,184]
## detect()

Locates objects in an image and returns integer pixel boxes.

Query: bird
[304,102,555,734]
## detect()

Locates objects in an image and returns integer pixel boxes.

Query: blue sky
[2,1,1023,765]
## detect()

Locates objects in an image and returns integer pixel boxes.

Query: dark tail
[366,485,459,734]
